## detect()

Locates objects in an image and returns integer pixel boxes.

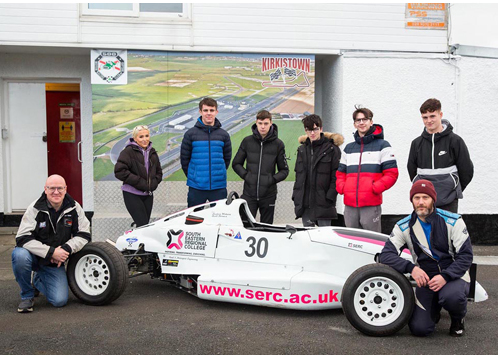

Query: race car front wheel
[342,264,414,337]
[67,242,128,305]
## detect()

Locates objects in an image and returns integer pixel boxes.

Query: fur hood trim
[298,132,344,146]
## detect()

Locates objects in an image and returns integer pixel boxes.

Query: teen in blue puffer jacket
[180,98,232,207]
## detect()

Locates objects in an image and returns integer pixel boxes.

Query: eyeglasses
[354,118,371,123]
[305,127,321,133]
[46,186,66,193]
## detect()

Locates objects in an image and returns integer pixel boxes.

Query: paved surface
[1,231,497,354]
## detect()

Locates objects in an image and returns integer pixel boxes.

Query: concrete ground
[1,228,497,355]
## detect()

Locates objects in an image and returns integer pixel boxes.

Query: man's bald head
[46,174,66,187]
[44,174,67,211]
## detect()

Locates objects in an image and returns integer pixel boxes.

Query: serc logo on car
[167,229,184,250]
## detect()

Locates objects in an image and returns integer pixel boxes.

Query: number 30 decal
[245,237,269,258]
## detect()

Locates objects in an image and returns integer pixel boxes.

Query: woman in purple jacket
[114,125,163,227]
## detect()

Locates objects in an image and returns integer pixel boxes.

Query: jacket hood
[298,132,344,146]
[354,123,384,144]
[421,119,453,140]
[251,123,278,142]
[126,138,140,147]
[195,117,222,131]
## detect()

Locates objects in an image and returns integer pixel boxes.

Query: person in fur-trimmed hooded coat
[292,114,344,227]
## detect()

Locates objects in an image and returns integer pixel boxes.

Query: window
[81,3,190,21]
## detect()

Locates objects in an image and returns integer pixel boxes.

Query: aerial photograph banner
[92,51,315,182]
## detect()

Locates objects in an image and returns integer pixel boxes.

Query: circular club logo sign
[94,51,125,83]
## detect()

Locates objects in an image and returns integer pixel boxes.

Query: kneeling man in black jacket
[232,110,289,224]
[12,174,91,313]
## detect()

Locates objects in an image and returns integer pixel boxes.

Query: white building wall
[80,21,192,47]
[0,3,78,43]
[0,53,94,212]
[335,53,495,215]
[338,54,454,215]
[457,56,498,213]
[449,4,498,48]
[319,55,343,135]
[190,3,446,53]
[1,3,447,53]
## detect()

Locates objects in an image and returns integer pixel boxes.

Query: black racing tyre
[226,191,240,205]
[342,264,414,337]
[67,242,128,306]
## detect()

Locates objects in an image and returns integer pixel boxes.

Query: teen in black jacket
[232,111,288,224]
[408,99,473,213]
[292,115,343,227]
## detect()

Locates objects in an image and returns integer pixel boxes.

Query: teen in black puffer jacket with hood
[232,123,288,200]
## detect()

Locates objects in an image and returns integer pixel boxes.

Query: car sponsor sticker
[175,257,199,262]
[224,229,235,237]
[199,284,339,304]
[162,259,179,267]
[348,242,363,249]
[166,230,209,255]
[166,230,184,250]
[212,212,231,218]
[126,237,138,247]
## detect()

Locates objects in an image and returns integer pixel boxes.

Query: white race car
[66,192,488,336]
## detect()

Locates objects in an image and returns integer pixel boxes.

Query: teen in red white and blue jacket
[336,107,398,232]
[336,124,398,207]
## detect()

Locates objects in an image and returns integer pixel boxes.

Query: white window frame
[80,3,191,23]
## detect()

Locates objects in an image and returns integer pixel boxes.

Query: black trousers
[409,278,469,337]
[242,194,276,224]
[187,187,227,208]
[123,191,154,227]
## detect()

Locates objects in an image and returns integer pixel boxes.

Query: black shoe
[17,298,34,313]
[450,318,465,337]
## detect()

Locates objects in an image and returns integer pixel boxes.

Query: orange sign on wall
[406,3,447,29]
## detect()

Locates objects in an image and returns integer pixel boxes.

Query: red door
[45,91,83,205]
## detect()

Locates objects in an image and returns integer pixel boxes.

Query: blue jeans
[11,247,68,307]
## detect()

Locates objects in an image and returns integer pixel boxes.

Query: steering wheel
[226,191,240,205]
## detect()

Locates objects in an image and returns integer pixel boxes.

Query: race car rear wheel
[342,264,414,336]
[67,242,128,305]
